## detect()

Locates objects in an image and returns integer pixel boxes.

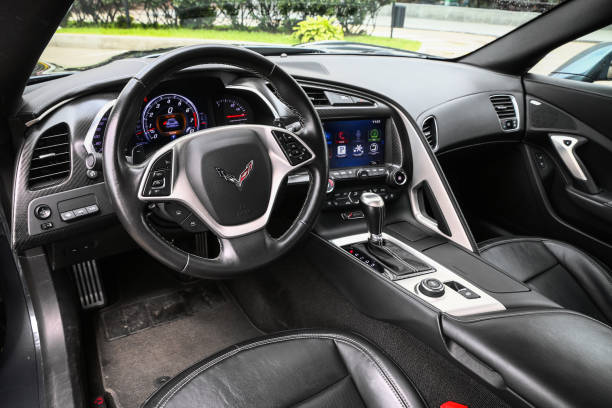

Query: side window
[530,24,612,85]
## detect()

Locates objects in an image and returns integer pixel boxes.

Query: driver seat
[142,330,426,408]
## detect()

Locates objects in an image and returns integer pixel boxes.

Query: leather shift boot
[354,240,435,279]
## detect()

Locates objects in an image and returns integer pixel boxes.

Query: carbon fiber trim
[12,93,117,250]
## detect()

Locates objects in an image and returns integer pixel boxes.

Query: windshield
[37,0,566,75]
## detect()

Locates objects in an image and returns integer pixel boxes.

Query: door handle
[550,135,588,180]
[549,134,600,194]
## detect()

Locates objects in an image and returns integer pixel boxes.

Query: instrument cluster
[88,82,272,163]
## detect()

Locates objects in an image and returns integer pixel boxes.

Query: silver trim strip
[137,124,314,238]
[550,134,588,181]
[25,97,77,128]
[287,171,310,185]
[393,105,473,251]
[84,99,116,154]
[331,233,505,316]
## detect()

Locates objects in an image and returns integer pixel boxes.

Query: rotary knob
[392,169,408,186]
[418,278,445,298]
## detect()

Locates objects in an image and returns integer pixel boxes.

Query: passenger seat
[479,237,612,324]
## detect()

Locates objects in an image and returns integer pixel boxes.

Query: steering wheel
[103,45,327,278]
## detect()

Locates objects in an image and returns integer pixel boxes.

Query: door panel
[523,73,612,248]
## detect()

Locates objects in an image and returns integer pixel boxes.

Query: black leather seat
[480,237,612,323]
[142,331,426,408]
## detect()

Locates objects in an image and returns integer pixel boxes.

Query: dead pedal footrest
[72,260,106,309]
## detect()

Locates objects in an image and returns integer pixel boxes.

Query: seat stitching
[154,333,411,408]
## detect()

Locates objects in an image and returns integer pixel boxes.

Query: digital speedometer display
[88,89,259,163]
[142,94,200,142]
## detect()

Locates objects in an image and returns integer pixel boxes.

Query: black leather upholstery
[442,309,612,408]
[480,237,612,323]
[142,331,425,408]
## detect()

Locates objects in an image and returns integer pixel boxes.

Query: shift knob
[360,192,385,245]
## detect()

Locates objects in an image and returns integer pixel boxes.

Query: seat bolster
[479,237,557,281]
[543,240,612,322]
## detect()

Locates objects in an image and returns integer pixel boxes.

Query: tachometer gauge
[215,96,251,125]
[141,94,199,143]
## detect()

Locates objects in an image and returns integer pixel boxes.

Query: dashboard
[11,54,524,257]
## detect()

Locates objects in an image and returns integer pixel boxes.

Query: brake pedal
[73,260,106,309]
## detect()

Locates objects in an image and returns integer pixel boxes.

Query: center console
[331,191,505,317]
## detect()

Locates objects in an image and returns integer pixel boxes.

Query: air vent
[28,123,71,189]
[303,87,330,106]
[422,116,438,150]
[490,95,516,118]
[490,95,519,131]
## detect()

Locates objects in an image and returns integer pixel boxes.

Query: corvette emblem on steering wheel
[215,160,254,191]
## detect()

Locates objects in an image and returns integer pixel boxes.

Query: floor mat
[97,282,261,408]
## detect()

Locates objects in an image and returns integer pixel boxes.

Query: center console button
[458,288,481,299]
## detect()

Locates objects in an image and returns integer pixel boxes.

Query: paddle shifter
[358,192,435,279]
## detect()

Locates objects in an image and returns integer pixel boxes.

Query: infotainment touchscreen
[324,119,385,169]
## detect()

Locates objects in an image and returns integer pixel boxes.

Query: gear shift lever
[360,192,385,245]
[358,192,434,278]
